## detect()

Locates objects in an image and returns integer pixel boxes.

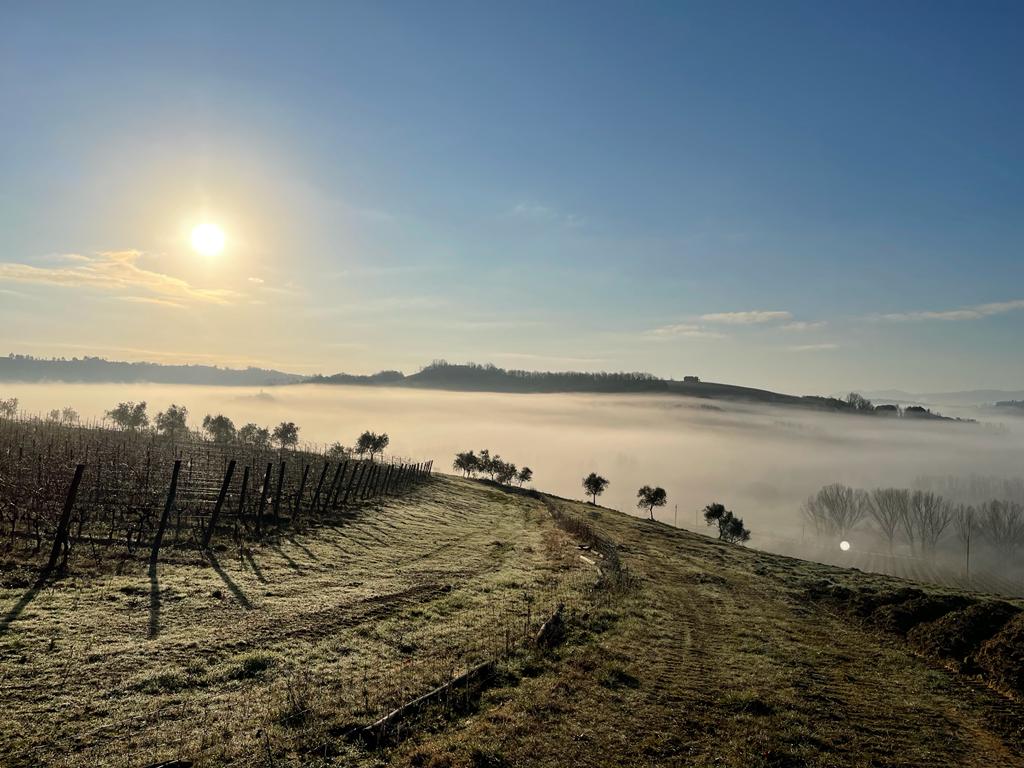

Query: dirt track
[3,477,1023,767]
[392,491,1024,768]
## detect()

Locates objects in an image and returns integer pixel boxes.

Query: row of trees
[17,399,395,460]
[0,397,80,424]
[582,472,752,543]
[802,482,1024,557]
[452,449,533,487]
[102,401,304,449]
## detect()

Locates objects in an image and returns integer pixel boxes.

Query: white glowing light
[839,540,851,551]
[191,223,225,256]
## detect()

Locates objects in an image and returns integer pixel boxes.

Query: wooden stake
[45,463,85,573]
[203,459,235,549]
[150,460,181,566]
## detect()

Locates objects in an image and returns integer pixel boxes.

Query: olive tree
[583,473,609,504]
[703,502,751,544]
[637,485,667,520]
[156,404,188,441]
[107,401,149,430]
[273,421,300,449]
[202,414,237,444]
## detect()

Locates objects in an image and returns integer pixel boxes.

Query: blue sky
[1,1,1022,392]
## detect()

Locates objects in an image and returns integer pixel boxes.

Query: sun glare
[191,223,225,256]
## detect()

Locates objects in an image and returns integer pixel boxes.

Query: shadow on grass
[148,560,160,640]
[270,543,302,573]
[287,536,320,562]
[0,574,49,635]
[242,549,268,583]
[208,552,252,608]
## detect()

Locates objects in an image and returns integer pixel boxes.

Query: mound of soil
[908,601,1020,666]
[803,580,925,617]
[976,613,1024,696]
[870,594,974,635]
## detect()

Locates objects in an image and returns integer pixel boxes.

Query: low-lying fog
[11,382,1023,545]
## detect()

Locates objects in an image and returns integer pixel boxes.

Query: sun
[191,223,225,256]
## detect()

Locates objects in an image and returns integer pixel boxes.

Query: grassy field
[2,475,1024,767]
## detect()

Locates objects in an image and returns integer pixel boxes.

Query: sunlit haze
[2,3,1023,392]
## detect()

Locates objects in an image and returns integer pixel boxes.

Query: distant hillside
[315,362,970,419]
[0,355,304,386]
[0,355,971,420]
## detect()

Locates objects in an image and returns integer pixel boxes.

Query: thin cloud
[789,343,839,352]
[781,320,827,331]
[492,352,609,366]
[509,202,582,227]
[646,323,726,340]
[876,299,1024,322]
[0,251,239,304]
[116,296,187,309]
[701,310,793,325]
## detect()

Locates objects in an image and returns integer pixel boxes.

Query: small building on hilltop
[683,375,700,383]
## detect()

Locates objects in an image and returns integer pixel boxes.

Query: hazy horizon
[8,381,1023,534]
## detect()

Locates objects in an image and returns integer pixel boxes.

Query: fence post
[150,460,182,566]
[236,465,250,537]
[362,463,378,500]
[45,463,85,573]
[322,462,343,513]
[273,461,286,527]
[382,465,394,495]
[203,459,235,550]
[330,460,350,510]
[293,464,310,524]
[256,463,272,536]
[343,462,364,507]
[310,462,329,515]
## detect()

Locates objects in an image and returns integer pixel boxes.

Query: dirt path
[4,479,1022,767]
[395,495,1024,767]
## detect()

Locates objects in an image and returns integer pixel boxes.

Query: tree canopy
[155,404,188,439]
[107,401,149,430]
[583,473,609,504]
[202,414,236,444]
[703,502,751,544]
[637,485,667,519]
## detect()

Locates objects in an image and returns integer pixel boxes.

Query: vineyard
[0,416,433,571]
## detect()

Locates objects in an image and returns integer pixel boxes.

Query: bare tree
[802,484,868,538]
[979,500,1024,557]
[908,490,952,553]
[952,504,976,580]
[867,488,908,553]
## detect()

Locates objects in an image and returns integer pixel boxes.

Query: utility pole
[674,504,678,528]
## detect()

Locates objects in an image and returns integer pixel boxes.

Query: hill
[3,476,1022,766]
[0,354,304,386]
[0,356,973,419]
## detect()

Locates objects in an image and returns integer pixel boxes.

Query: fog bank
[7,382,1021,544]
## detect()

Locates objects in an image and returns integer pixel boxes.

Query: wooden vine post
[44,463,86,573]
[202,459,235,550]
[150,460,182,566]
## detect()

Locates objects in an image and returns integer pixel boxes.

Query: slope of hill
[0,356,974,419]
[3,476,1022,766]
[0,355,304,386]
